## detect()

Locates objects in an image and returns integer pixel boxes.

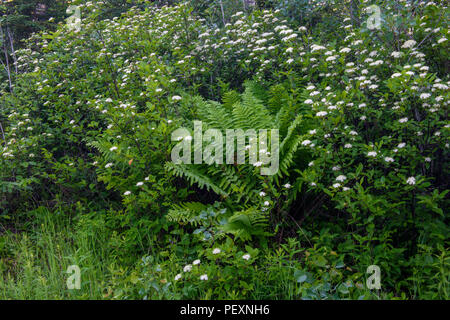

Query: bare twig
[0,121,6,145]
[0,26,13,92]
[286,213,312,247]
[219,0,226,26]
[7,26,18,74]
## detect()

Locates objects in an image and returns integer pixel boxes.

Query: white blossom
[242,254,251,260]
[183,265,192,272]
[401,40,416,49]
[301,140,312,146]
[406,177,416,185]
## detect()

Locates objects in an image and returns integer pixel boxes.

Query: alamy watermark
[171,121,279,176]
[366,265,381,290]
[66,265,81,290]
[366,5,381,30]
[66,5,81,32]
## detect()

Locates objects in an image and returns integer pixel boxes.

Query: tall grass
[0,207,118,299]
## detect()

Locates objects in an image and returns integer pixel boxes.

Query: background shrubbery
[0,0,448,299]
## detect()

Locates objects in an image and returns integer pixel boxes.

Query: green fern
[166,81,308,241]
[221,207,272,241]
[165,162,229,197]
[166,202,207,226]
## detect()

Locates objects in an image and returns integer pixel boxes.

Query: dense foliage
[0,0,448,299]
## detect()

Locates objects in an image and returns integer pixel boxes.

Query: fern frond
[221,207,271,241]
[166,201,207,226]
[165,162,228,196]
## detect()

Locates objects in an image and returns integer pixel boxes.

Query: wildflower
[316,111,328,117]
[172,96,182,102]
[336,175,347,182]
[399,117,408,123]
[420,93,431,99]
[437,37,447,44]
[311,44,326,52]
[174,274,182,281]
[200,274,208,281]
[263,201,270,206]
[302,140,312,146]
[136,182,144,187]
[284,183,291,189]
[367,151,377,157]
[332,183,341,188]
[105,163,113,168]
[406,177,416,185]
[183,265,192,272]
[425,157,431,162]
[110,146,118,152]
[124,191,131,196]
[344,144,352,148]
[384,157,394,163]
[193,259,201,265]
[401,40,416,49]
[242,254,251,260]
[253,161,263,167]
[259,191,266,197]
[398,143,406,148]
[212,248,221,255]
